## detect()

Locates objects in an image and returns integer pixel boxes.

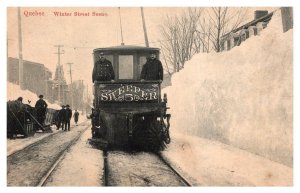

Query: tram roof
[93,45,160,52]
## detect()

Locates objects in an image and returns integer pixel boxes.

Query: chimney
[254,10,268,20]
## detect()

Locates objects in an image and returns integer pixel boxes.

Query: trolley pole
[118,7,124,45]
[141,7,149,47]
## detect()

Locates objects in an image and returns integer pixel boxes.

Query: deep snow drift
[7,82,60,109]
[163,9,293,167]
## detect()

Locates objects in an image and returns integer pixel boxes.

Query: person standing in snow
[73,109,79,126]
[34,94,48,130]
[57,105,66,130]
[65,105,72,131]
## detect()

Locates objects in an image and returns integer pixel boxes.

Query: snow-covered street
[162,133,292,186]
[44,127,104,186]
[107,151,187,186]
[7,125,292,186]
[7,121,90,186]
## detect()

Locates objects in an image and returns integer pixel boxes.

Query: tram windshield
[119,55,134,79]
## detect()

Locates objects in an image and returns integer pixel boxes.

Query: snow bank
[163,10,293,166]
[162,133,292,186]
[7,82,61,109]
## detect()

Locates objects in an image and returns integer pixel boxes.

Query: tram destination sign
[97,83,160,102]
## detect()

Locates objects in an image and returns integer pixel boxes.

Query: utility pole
[18,7,24,89]
[141,7,149,47]
[67,62,73,108]
[54,45,64,103]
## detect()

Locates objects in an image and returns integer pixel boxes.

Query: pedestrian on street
[65,105,72,131]
[73,109,79,126]
[34,94,48,131]
[57,105,66,130]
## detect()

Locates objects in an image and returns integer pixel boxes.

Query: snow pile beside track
[163,9,293,166]
[7,82,61,109]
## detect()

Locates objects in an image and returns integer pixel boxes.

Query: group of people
[9,94,80,134]
[92,52,163,82]
[7,95,48,138]
[35,95,81,132]
[56,105,80,131]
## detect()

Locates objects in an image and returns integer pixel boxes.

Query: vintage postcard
[5,5,294,189]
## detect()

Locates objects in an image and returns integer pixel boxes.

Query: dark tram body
[91,45,171,151]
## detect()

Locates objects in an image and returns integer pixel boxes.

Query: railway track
[156,152,192,186]
[103,150,109,186]
[7,122,90,186]
[8,121,192,187]
[37,125,90,186]
[7,120,90,157]
[103,150,192,186]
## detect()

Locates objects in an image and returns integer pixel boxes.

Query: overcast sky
[7,7,186,85]
[7,7,276,90]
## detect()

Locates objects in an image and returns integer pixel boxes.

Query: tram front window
[138,56,147,79]
[119,55,134,79]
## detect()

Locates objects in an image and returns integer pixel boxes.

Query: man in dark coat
[140,52,163,81]
[92,52,115,82]
[73,109,79,126]
[65,105,72,131]
[56,105,66,130]
[34,94,48,130]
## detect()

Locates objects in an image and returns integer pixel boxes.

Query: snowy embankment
[163,9,292,167]
[162,133,292,186]
[7,82,60,109]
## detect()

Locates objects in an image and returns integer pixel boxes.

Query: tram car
[91,45,171,151]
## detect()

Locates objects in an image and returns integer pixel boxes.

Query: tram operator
[140,52,163,81]
[92,52,115,82]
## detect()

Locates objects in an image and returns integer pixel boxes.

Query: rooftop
[93,45,160,52]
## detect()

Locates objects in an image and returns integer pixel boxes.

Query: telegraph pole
[67,62,73,108]
[141,7,149,47]
[54,45,64,103]
[18,7,24,89]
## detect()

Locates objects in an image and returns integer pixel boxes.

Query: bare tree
[205,7,249,52]
[195,17,212,53]
[160,8,203,74]
[159,7,248,75]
